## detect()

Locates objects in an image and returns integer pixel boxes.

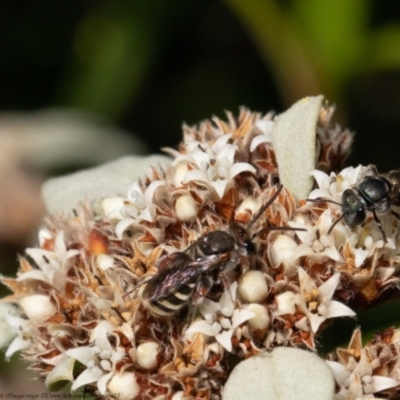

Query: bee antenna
[307,197,342,207]
[248,184,283,228]
[252,226,307,238]
[327,213,347,235]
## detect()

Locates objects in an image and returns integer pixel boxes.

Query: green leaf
[45,357,76,392]
[272,95,323,200]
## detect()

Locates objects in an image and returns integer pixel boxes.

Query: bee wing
[143,252,223,301]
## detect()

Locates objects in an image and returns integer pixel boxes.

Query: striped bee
[138,184,299,317]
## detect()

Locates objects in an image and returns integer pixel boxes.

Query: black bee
[136,184,302,317]
[309,165,400,242]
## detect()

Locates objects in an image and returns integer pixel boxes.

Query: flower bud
[246,303,270,331]
[19,295,57,322]
[238,271,268,303]
[175,194,198,222]
[136,341,160,370]
[269,234,299,275]
[108,372,140,400]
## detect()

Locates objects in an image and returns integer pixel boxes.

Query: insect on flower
[308,165,400,242]
[131,184,304,317]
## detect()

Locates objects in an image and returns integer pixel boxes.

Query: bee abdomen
[148,282,195,317]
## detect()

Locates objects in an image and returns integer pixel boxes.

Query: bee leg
[187,277,214,323]
[372,209,387,243]
[217,272,236,304]
[193,276,213,303]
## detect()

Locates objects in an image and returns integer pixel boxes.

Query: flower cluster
[2,104,400,399]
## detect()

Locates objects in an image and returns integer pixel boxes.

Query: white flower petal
[219,284,236,310]
[102,197,125,220]
[310,169,330,190]
[16,270,47,282]
[5,336,31,359]
[212,133,232,151]
[198,298,220,317]
[97,371,113,395]
[185,320,217,337]
[25,248,53,269]
[216,144,236,164]
[318,273,340,301]
[370,375,399,393]
[307,312,326,333]
[325,360,350,385]
[216,329,233,352]
[298,267,317,294]
[126,181,142,200]
[229,162,256,178]
[190,150,212,169]
[115,218,137,240]
[54,231,67,255]
[307,188,334,200]
[324,300,356,319]
[250,135,269,152]
[91,321,114,349]
[211,179,230,198]
[321,246,343,262]
[38,229,53,247]
[138,206,154,222]
[143,180,165,204]
[182,169,211,185]
[353,247,370,268]
[71,367,104,391]
[288,221,311,244]
[231,309,256,329]
[255,119,273,135]
[65,347,95,366]
[172,153,197,166]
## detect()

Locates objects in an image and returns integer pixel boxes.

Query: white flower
[0,304,34,359]
[308,165,366,203]
[250,119,274,151]
[185,282,255,352]
[21,231,80,290]
[288,210,343,262]
[297,268,356,333]
[327,350,399,399]
[174,134,256,198]
[103,180,165,239]
[66,321,125,395]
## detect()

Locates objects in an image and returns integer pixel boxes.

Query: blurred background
[1,0,400,391]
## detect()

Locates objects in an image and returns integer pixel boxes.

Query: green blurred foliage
[1,0,400,167]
